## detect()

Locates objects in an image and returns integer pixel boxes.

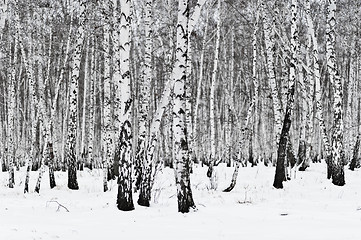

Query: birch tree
[262,2,282,152]
[273,0,298,189]
[172,0,196,213]
[7,33,17,189]
[116,0,134,211]
[102,0,112,192]
[300,0,315,171]
[19,28,38,194]
[67,0,86,190]
[137,0,153,207]
[326,0,345,186]
[208,0,221,190]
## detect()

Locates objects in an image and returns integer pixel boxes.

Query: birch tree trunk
[262,2,282,153]
[88,37,96,170]
[116,0,134,211]
[102,0,112,192]
[273,0,298,189]
[79,37,89,172]
[300,0,315,171]
[327,0,345,186]
[137,0,153,207]
[112,0,121,176]
[8,34,17,188]
[208,0,221,190]
[173,0,196,213]
[35,34,57,192]
[67,0,86,190]
[19,32,37,194]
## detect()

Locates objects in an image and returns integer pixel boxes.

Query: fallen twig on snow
[47,200,70,212]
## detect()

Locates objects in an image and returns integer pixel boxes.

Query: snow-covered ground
[1,162,361,240]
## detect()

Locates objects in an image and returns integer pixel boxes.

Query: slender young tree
[208,0,221,190]
[88,36,96,170]
[112,0,121,175]
[7,33,17,189]
[102,0,112,192]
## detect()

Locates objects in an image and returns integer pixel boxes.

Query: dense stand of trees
[0,0,360,212]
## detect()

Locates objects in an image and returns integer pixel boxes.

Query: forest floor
[0,162,361,240]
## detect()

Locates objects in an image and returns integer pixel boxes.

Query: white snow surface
[1,162,361,240]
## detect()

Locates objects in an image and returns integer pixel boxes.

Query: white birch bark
[7,33,17,188]
[327,0,345,186]
[80,37,89,169]
[137,0,153,207]
[67,0,86,190]
[35,34,56,192]
[102,0,112,192]
[262,3,282,149]
[116,0,134,211]
[88,37,96,169]
[112,0,121,176]
[19,31,37,194]
[208,0,221,190]
[173,0,196,213]
[273,0,298,189]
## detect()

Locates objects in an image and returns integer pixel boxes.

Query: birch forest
[1,0,361,223]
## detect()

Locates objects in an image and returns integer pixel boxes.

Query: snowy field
[1,162,361,240]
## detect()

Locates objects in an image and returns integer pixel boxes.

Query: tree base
[117,198,135,211]
[332,177,345,186]
[273,181,283,189]
[137,197,150,207]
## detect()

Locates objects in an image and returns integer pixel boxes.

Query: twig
[47,200,70,212]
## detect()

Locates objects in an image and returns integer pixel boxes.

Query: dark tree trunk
[349,136,360,171]
[273,79,295,189]
[326,155,332,179]
[67,146,79,190]
[249,134,256,167]
[297,140,306,167]
[273,118,290,189]
[287,140,297,169]
[116,120,135,211]
[137,164,152,207]
[332,158,345,186]
[48,143,56,189]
